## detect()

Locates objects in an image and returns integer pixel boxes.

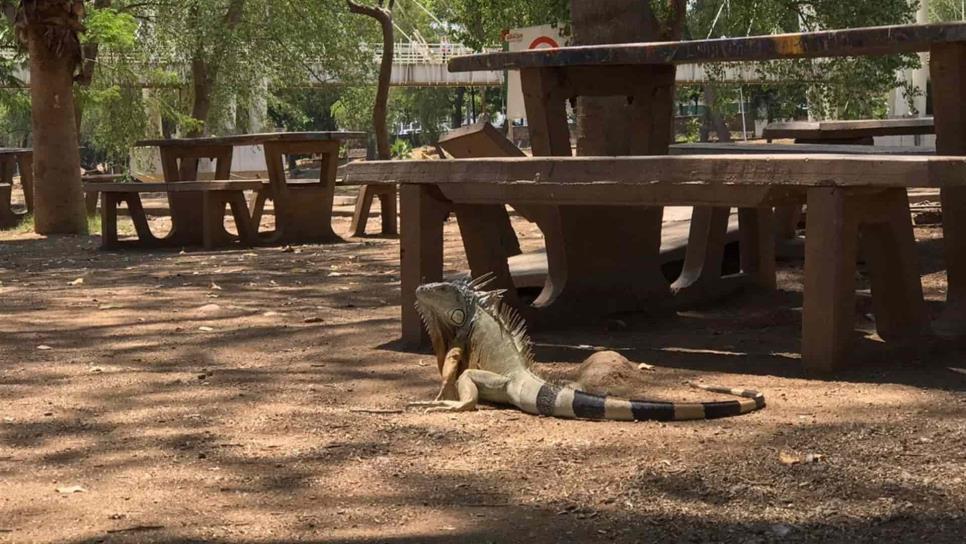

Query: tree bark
[22,0,87,234]
[571,0,686,155]
[348,0,394,160]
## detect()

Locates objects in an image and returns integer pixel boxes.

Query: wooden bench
[85,181,262,250]
[345,154,966,374]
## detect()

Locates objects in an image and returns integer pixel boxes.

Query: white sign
[505,24,569,121]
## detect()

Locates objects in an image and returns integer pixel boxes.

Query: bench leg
[671,206,732,298]
[350,186,377,237]
[738,206,778,290]
[228,192,257,247]
[862,189,926,343]
[802,188,860,374]
[400,184,451,347]
[250,189,268,232]
[122,194,160,245]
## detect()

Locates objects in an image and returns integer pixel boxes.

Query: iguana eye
[450,309,466,325]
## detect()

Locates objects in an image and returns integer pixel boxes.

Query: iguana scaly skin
[411,278,765,421]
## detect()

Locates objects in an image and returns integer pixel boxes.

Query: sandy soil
[0,209,964,544]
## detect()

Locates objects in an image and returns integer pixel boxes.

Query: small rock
[56,485,87,494]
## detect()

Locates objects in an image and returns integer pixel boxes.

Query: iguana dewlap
[411,278,765,421]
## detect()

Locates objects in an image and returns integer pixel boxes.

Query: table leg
[671,206,732,300]
[454,203,520,308]
[862,189,926,343]
[159,147,234,246]
[400,184,451,347]
[930,42,966,339]
[738,207,778,290]
[802,188,860,374]
[263,140,343,244]
[100,193,120,249]
[518,67,673,325]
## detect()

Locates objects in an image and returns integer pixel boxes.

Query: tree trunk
[702,84,732,142]
[348,0,394,160]
[188,57,213,137]
[24,2,87,234]
[452,87,465,128]
[571,0,685,155]
[185,0,245,137]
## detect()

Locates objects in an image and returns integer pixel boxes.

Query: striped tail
[531,381,765,421]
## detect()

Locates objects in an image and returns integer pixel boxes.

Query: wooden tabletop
[135,131,367,148]
[0,147,31,157]
[345,155,966,189]
[762,118,935,140]
[450,22,966,72]
[671,142,937,155]
[83,181,265,192]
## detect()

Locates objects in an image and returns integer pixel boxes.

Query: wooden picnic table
[450,21,966,343]
[134,131,365,246]
[346,154,966,373]
[0,148,33,228]
[763,118,935,145]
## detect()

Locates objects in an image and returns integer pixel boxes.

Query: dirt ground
[0,207,964,544]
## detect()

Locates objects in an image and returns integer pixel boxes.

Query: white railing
[390,42,501,65]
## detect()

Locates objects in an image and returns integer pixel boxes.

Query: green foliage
[687,0,920,121]
[390,137,411,159]
[929,0,966,21]
[82,6,137,49]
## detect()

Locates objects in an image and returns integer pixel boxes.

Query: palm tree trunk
[23,0,87,234]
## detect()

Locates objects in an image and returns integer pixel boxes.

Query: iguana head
[414,281,478,347]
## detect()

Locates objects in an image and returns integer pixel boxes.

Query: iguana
[410,277,765,421]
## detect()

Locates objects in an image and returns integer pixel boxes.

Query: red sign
[528,36,560,49]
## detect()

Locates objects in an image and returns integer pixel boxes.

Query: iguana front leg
[411,370,510,413]
[435,347,463,401]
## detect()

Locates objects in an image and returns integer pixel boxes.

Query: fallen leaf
[56,486,87,494]
[36,345,53,351]
[779,451,801,465]
[198,326,214,332]
[638,363,656,371]
[262,311,280,317]
[68,278,85,286]
[209,283,222,291]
